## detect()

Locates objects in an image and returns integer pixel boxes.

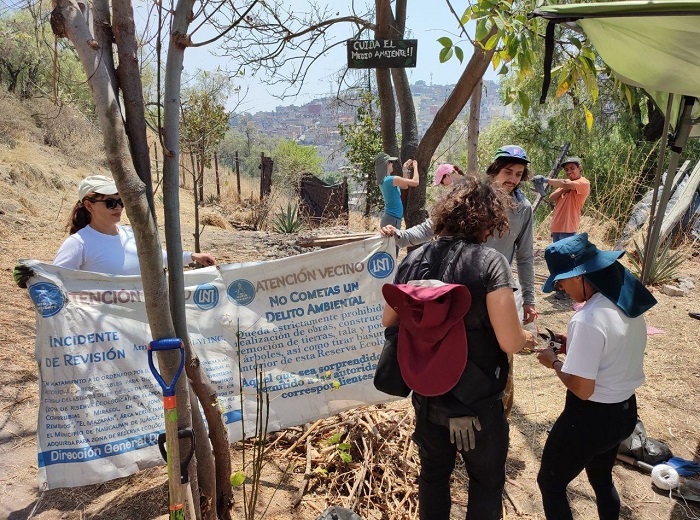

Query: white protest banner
[27,236,397,489]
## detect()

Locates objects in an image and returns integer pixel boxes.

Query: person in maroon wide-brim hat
[382,282,471,397]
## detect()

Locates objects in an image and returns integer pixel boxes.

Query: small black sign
[347,39,418,69]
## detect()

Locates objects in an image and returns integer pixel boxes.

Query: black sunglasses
[87,198,124,209]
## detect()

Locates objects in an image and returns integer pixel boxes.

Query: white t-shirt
[53,225,193,275]
[560,292,646,403]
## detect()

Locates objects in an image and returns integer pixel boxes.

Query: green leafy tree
[0,11,42,96]
[271,139,323,193]
[0,8,91,110]
[218,118,278,178]
[319,170,345,185]
[181,71,232,251]
[338,91,383,218]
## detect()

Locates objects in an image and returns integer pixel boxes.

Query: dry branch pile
[267,402,420,519]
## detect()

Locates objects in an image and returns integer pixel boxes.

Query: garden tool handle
[158,428,196,483]
[148,338,185,397]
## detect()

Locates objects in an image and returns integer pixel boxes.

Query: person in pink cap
[433,163,463,187]
[382,175,536,520]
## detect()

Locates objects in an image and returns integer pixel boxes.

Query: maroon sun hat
[382,282,471,396]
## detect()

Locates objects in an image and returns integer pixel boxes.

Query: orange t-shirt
[550,177,590,233]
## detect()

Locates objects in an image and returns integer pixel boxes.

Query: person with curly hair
[381,146,536,325]
[382,175,537,520]
[382,146,536,418]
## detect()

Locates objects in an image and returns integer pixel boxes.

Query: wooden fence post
[214,151,220,199]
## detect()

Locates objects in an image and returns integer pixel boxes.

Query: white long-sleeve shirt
[53,225,192,275]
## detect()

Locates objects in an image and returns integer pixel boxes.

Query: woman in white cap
[53,175,215,275]
[374,152,420,230]
[535,233,656,520]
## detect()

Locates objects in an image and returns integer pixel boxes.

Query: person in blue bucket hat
[535,233,657,520]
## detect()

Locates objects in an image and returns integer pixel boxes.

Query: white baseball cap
[78,175,117,201]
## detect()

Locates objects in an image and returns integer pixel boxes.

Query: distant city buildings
[232,80,509,172]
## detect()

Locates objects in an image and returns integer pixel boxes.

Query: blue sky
[182,1,499,113]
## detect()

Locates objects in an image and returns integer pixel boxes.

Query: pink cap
[433,164,455,186]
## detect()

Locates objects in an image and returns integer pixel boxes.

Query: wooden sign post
[347,39,418,69]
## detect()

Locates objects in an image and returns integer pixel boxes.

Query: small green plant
[326,432,353,463]
[628,238,685,285]
[272,202,304,234]
[205,193,218,205]
[227,316,292,520]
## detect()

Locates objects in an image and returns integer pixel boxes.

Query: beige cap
[79,175,117,201]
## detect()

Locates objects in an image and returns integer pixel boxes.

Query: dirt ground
[0,92,699,519]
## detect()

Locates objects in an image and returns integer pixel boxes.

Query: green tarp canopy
[529,1,700,284]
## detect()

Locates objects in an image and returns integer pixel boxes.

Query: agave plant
[628,237,685,285]
[272,202,304,234]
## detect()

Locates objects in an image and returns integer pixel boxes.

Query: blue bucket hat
[543,233,656,318]
[493,145,530,163]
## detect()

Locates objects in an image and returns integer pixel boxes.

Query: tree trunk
[53,1,232,517]
[92,0,118,95]
[467,78,483,175]
[413,27,497,225]
[6,67,19,93]
[50,1,196,514]
[235,151,241,200]
[375,0,399,158]
[198,153,205,204]
[112,0,156,219]
[162,3,232,517]
[372,0,497,228]
[190,153,201,257]
[392,67,422,226]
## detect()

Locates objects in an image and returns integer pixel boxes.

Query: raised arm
[393,159,419,189]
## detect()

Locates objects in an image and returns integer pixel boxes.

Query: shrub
[272,202,304,234]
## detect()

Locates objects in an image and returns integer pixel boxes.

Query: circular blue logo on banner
[193,283,219,310]
[367,252,395,279]
[227,279,255,306]
[29,282,66,317]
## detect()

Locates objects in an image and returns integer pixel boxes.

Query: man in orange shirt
[539,157,591,298]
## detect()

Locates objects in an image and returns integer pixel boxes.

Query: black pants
[537,391,637,520]
[412,400,508,520]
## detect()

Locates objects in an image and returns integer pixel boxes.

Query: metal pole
[641,96,694,285]
[641,94,674,284]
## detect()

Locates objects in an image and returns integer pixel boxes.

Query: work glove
[448,416,481,452]
[13,263,34,289]
[531,175,548,197]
